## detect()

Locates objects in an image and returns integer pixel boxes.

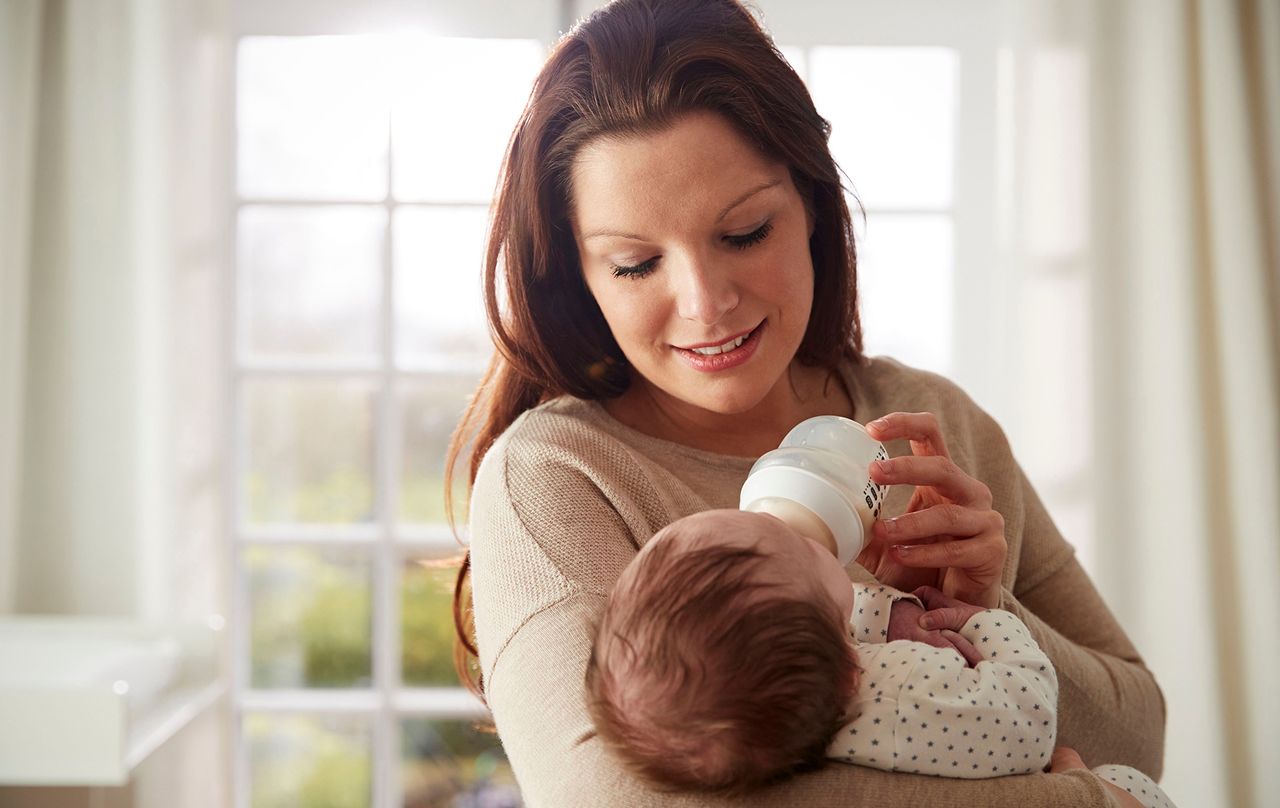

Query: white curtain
[1004,1,1280,807]
[0,1,45,614]
[0,0,231,624]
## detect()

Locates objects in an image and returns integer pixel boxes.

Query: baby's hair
[585,522,859,795]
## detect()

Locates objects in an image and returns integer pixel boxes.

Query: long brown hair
[446,0,864,702]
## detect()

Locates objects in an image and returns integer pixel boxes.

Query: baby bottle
[739,416,889,566]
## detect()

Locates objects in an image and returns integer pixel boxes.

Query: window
[232,33,540,808]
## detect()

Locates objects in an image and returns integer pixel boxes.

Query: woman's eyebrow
[581,179,783,242]
[716,179,781,222]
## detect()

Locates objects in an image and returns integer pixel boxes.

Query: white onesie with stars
[827,584,1175,808]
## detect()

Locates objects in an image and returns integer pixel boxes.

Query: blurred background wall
[0,0,1276,807]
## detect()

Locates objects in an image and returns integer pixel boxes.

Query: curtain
[0,0,231,624]
[1002,1,1280,806]
[1091,2,1280,806]
[0,2,45,614]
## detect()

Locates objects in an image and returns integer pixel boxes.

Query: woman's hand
[1047,747,1145,808]
[858,412,1007,608]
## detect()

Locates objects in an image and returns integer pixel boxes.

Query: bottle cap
[740,460,865,565]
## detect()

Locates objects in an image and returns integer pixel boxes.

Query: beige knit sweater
[468,356,1165,807]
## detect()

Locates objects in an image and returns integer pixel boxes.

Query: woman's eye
[606,222,770,278]
[725,221,773,250]
[610,256,659,279]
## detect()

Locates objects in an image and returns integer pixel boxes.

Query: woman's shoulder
[850,355,983,413]
[471,394,750,542]
[472,397,617,503]
[481,393,754,483]
[848,355,1012,470]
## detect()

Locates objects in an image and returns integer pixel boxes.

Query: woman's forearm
[1000,578,1166,778]
[487,593,1125,808]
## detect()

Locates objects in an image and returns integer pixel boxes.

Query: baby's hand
[913,585,986,631]
[887,598,983,666]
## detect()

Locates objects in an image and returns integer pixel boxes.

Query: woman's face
[570,110,815,417]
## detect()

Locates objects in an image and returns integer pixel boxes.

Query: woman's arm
[486,591,1126,808]
[855,369,1166,778]
[468,418,1130,807]
[979,409,1166,777]
[1000,548,1166,776]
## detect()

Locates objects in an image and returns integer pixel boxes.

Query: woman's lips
[673,321,764,372]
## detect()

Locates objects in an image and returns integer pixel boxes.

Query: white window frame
[226,5,566,808]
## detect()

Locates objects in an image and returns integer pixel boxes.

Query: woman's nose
[673,255,739,325]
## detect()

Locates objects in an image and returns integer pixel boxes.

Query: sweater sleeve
[1000,456,1166,777]
[881,361,1167,778]
[467,417,1129,808]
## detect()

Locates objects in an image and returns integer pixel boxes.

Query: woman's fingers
[890,533,1006,574]
[874,503,1004,545]
[1047,746,1087,773]
[870,455,993,509]
[865,411,952,458]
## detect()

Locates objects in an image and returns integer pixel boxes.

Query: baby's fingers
[941,629,984,667]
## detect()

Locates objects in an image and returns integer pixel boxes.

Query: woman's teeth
[689,332,748,356]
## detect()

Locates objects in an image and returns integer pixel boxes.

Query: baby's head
[585,509,860,794]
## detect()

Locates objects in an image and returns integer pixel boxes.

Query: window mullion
[228,43,251,807]
[373,108,402,808]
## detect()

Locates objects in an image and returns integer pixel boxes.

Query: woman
[445,1,1165,805]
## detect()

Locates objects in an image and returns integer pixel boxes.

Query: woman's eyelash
[611,257,659,279]
[726,221,773,249]
[608,221,773,279]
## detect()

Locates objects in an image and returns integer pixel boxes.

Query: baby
[585,508,1175,808]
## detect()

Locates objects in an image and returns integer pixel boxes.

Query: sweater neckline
[576,361,866,466]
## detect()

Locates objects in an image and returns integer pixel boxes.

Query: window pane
[402,557,465,687]
[391,39,543,202]
[246,713,373,808]
[240,206,385,360]
[808,47,956,209]
[1015,271,1090,481]
[244,379,377,526]
[1022,49,1089,260]
[856,212,953,375]
[394,207,490,368]
[238,37,390,200]
[247,546,373,689]
[401,718,522,808]
[399,376,480,525]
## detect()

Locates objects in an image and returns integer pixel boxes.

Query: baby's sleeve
[829,609,1058,779]
[848,583,921,643]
